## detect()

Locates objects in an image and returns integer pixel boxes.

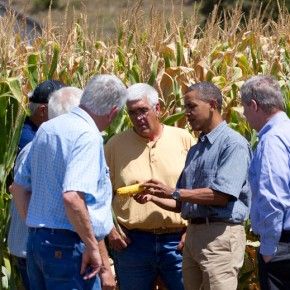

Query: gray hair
[80,74,128,115]
[28,102,40,115]
[127,83,159,107]
[187,82,223,112]
[240,75,284,113]
[48,87,83,119]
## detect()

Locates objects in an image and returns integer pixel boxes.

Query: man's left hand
[142,179,174,198]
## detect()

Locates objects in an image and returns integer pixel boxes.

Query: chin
[189,123,200,131]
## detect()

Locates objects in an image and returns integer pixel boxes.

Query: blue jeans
[26,228,101,290]
[113,230,184,290]
[14,256,30,290]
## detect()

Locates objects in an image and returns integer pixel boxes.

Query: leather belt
[189,217,240,225]
[132,227,185,235]
[29,227,80,239]
[280,230,290,243]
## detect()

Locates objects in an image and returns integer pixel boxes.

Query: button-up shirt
[180,121,252,223]
[8,143,32,257]
[249,111,290,256]
[14,107,113,240]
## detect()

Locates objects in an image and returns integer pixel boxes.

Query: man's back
[15,107,112,239]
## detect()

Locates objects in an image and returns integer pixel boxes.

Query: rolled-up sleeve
[211,142,251,198]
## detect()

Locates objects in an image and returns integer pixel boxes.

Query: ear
[107,106,119,122]
[155,103,161,116]
[38,104,47,117]
[250,99,258,112]
[209,99,218,110]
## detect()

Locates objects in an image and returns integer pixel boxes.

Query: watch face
[172,190,180,201]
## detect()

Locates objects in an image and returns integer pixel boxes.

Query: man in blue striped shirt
[10,75,127,290]
[137,82,252,290]
[241,75,290,290]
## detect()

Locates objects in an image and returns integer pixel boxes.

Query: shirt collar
[199,121,227,144]
[71,107,99,133]
[25,117,38,132]
[258,111,288,138]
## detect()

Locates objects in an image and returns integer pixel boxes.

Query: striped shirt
[249,112,290,255]
[180,121,252,223]
[14,107,113,240]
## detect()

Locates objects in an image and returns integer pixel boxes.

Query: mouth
[135,121,148,130]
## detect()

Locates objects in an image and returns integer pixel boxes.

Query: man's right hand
[108,227,131,251]
[81,246,102,280]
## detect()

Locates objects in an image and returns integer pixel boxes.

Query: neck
[258,109,282,132]
[29,115,41,128]
[148,123,163,142]
[80,105,106,131]
[203,114,223,134]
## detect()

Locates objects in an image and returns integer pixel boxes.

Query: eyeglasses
[127,106,154,118]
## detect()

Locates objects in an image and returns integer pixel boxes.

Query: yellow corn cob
[116,184,144,196]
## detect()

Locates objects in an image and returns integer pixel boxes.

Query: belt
[29,227,80,239]
[131,227,185,235]
[189,217,240,225]
[280,230,290,243]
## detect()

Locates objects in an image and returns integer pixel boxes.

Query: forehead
[184,90,203,104]
[127,97,150,109]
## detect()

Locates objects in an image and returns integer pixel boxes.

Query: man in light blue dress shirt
[10,75,127,290]
[241,75,290,290]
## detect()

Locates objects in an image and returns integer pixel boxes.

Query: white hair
[48,87,83,119]
[80,74,128,115]
[127,83,159,106]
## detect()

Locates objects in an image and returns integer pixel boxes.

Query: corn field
[0,2,289,289]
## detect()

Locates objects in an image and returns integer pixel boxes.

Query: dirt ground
[4,0,195,37]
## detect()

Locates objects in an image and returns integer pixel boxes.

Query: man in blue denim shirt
[19,80,65,151]
[241,75,290,290]
[10,75,128,290]
[138,82,252,290]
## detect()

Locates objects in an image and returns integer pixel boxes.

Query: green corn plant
[0,78,27,290]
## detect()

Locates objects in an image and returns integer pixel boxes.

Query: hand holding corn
[116,183,144,196]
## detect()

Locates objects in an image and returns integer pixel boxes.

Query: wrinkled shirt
[8,143,32,257]
[249,111,290,256]
[180,121,252,223]
[14,107,113,240]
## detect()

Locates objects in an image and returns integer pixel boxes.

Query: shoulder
[105,129,134,148]
[222,125,249,148]
[163,125,194,141]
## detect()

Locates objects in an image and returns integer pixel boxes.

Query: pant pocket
[40,240,80,281]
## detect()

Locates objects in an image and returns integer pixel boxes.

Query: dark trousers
[258,242,290,290]
[14,256,30,290]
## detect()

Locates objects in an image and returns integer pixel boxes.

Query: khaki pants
[182,222,246,290]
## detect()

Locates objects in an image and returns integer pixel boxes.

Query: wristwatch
[172,190,181,201]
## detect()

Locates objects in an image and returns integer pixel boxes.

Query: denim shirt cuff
[259,241,277,256]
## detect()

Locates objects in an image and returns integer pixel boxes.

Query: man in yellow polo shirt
[105,83,195,290]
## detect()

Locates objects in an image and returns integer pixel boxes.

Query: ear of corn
[116,184,144,196]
